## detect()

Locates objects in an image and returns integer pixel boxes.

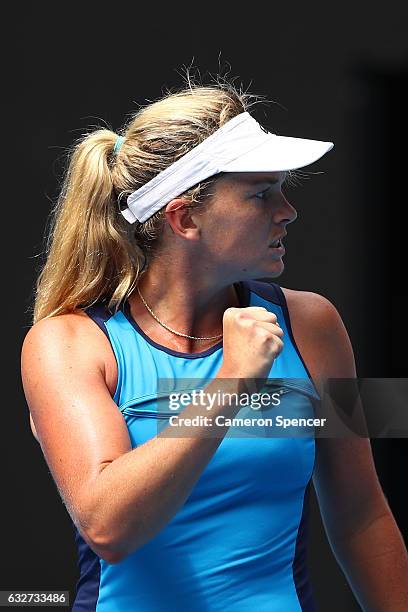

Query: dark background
[5,3,408,611]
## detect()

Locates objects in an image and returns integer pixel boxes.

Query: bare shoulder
[22,309,118,389]
[22,309,109,371]
[21,310,119,439]
[280,286,346,340]
[279,286,356,382]
[280,286,339,320]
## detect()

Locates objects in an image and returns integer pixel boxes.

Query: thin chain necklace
[136,285,224,341]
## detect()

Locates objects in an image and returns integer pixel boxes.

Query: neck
[128,256,241,352]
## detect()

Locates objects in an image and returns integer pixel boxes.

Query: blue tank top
[71,280,320,612]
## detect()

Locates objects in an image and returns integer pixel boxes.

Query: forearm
[330,510,408,611]
[80,374,243,561]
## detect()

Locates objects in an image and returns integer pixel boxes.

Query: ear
[164,197,201,239]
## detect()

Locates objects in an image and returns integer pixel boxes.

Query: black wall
[5,3,408,611]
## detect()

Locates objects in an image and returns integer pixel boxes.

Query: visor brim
[220,134,334,173]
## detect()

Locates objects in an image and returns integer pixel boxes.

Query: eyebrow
[245,173,287,185]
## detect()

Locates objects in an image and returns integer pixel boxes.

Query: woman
[21,80,408,611]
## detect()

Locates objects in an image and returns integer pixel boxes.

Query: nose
[273,193,298,226]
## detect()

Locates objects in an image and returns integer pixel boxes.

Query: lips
[269,233,287,248]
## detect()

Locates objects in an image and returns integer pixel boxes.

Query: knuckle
[274,337,284,350]
[237,314,254,327]
[223,307,237,319]
[254,326,271,340]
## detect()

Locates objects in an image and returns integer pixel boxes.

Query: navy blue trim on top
[272,284,316,382]
[247,281,315,382]
[71,524,100,611]
[121,281,249,360]
[292,480,316,612]
[245,279,282,306]
[83,301,113,340]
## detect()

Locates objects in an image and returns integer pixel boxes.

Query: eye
[254,187,270,200]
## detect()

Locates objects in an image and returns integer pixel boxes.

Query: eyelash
[254,183,287,200]
[254,188,271,200]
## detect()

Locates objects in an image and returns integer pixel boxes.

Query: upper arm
[283,289,390,542]
[20,315,132,539]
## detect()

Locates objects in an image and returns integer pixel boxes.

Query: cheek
[202,207,241,240]
[202,192,267,248]
[216,225,262,259]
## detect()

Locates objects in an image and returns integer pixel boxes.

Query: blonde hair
[31,79,261,324]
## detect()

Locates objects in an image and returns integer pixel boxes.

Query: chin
[238,261,284,282]
[257,264,285,280]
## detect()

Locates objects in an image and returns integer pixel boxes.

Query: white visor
[120,111,334,224]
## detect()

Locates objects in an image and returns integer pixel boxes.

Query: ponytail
[32,129,145,323]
